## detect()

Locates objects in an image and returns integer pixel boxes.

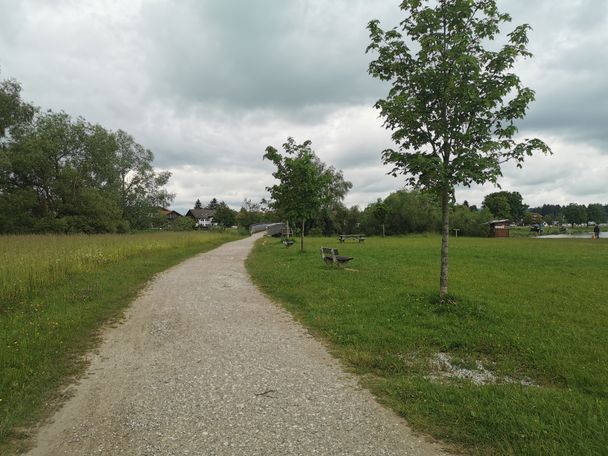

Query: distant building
[186,208,215,228]
[157,207,182,221]
[484,219,510,237]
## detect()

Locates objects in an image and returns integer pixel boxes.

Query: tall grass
[0,230,243,453]
[247,235,608,455]
[0,232,230,313]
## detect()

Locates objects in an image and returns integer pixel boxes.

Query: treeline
[332,191,492,237]
[241,188,607,237]
[529,203,607,226]
[481,191,607,226]
[0,73,173,234]
[240,190,493,237]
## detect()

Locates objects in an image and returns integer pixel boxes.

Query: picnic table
[338,234,366,243]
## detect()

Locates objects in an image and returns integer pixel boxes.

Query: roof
[157,207,182,217]
[484,219,510,225]
[186,208,215,220]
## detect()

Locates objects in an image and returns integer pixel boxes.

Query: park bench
[320,247,353,267]
[338,234,366,243]
[282,239,295,247]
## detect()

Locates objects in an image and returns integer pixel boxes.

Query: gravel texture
[27,234,449,455]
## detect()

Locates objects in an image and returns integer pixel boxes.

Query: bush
[168,217,195,231]
[450,206,493,236]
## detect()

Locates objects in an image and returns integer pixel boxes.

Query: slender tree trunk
[300,218,305,253]
[439,188,450,301]
[382,223,385,238]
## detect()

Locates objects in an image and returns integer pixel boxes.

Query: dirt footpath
[28,234,448,455]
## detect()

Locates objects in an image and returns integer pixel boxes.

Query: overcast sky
[1,0,606,213]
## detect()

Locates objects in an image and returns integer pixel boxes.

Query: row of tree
[529,203,607,226]
[234,186,606,240]
[481,191,607,226]
[0,73,173,234]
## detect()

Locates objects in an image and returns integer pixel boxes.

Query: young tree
[235,198,264,229]
[367,0,550,300]
[264,137,351,252]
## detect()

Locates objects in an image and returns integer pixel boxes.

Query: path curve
[28,234,448,455]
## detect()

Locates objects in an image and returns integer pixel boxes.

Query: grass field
[0,230,243,453]
[247,235,608,455]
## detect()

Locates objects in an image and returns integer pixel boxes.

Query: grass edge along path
[246,235,608,456]
[0,231,243,454]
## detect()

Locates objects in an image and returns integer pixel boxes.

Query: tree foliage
[586,203,607,224]
[213,201,237,227]
[0,74,35,141]
[367,0,550,299]
[114,129,173,230]
[235,198,273,229]
[0,74,173,233]
[562,203,588,227]
[207,197,219,210]
[482,191,527,222]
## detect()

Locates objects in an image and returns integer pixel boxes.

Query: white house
[186,208,215,228]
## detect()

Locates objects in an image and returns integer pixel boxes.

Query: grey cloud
[508,0,608,151]
[138,0,396,113]
[1,0,606,211]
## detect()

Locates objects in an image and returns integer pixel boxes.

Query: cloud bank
[1,0,606,213]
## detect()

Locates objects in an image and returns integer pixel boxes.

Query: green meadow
[247,235,608,455]
[0,230,243,453]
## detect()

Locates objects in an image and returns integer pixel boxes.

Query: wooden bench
[320,247,353,267]
[338,234,366,243]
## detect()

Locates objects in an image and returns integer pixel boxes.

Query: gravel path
[28,234,448,456]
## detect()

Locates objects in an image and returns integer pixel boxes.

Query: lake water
[537,232,608,239]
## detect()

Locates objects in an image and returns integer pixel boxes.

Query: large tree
[1,111,124,232]
[114,130,174,229]
[213,201,237,227]
[586,203,607,224]
[482,191,527,222]
[563,203,587,227]
[0,74,35,141]
[264,137,351,252]
[0,107,173,233]
[367,0,550,300]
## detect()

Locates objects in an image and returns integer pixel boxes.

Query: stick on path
[28,234,448,455]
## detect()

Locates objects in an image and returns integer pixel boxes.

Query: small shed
[485,219,510,237]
